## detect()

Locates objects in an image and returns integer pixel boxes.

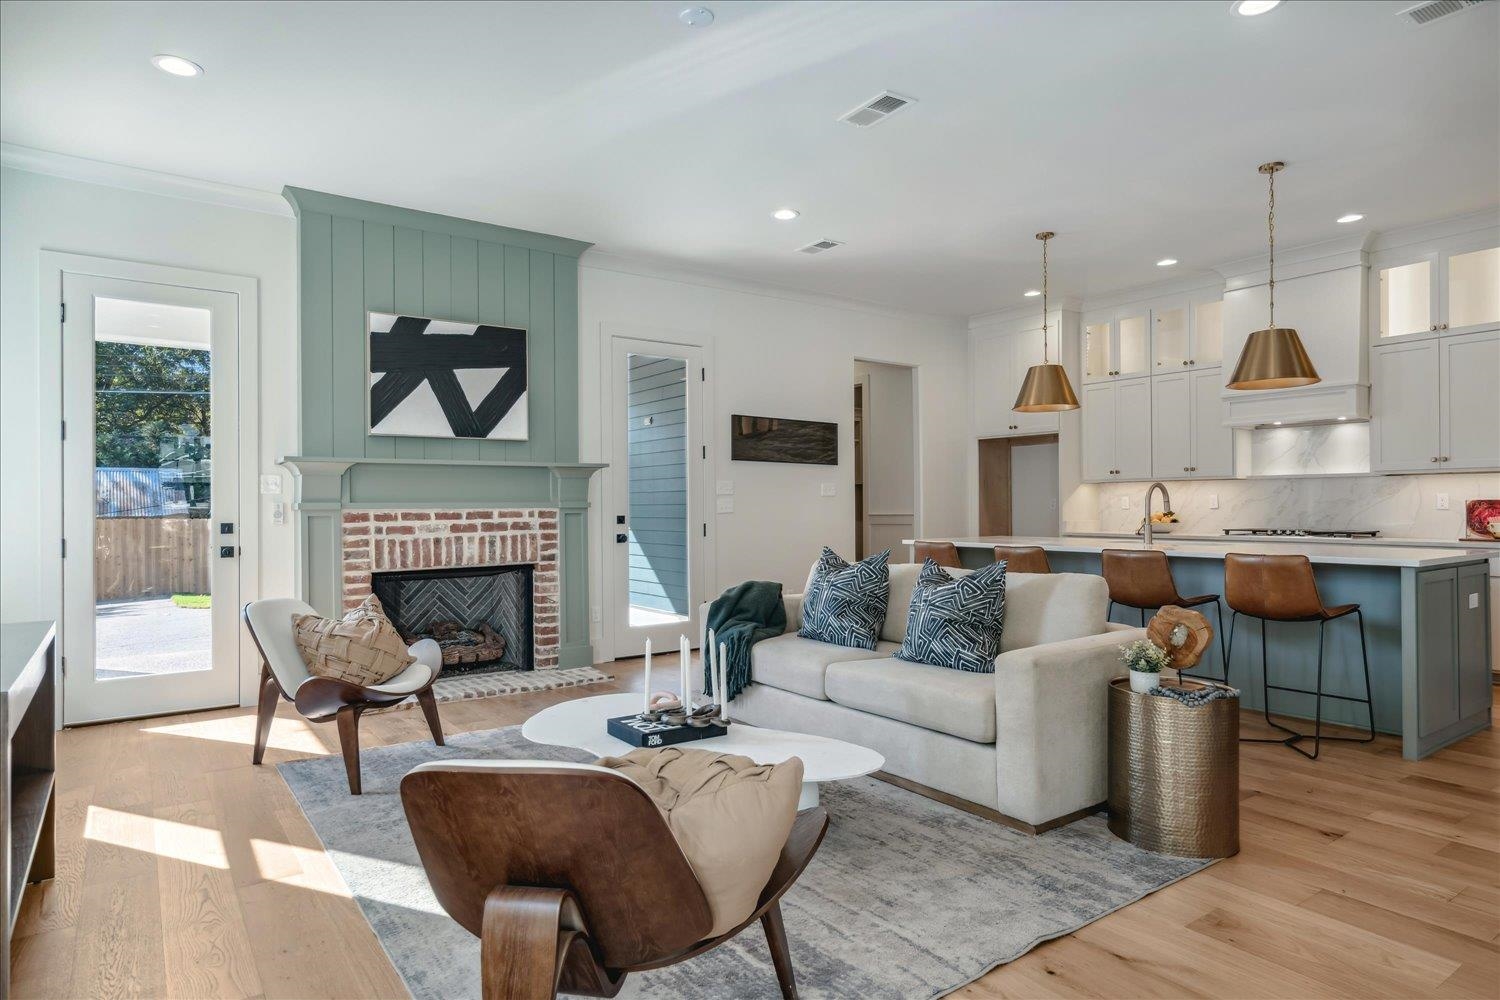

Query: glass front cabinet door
[1375,236,1499,341]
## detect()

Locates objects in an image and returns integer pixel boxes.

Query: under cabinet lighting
[151,54,203,77]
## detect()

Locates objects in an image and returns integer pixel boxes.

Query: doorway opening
[853,360,918,561]
[978,435,1059,536]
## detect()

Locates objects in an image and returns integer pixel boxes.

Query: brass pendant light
[1014,231,1080,412]
[1226,162,1321,390]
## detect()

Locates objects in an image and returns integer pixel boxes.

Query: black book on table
[607,713,725,749]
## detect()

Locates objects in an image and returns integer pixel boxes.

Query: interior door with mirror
[61,273,241,724]
[608,337,708,659]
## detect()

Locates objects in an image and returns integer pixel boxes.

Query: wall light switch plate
[716,497,734,513]
[1119,496,1131,510]
[259,474,283,495]
[820,483,837,497]
[1469,592,1480,610]
[1208,493,1219,510]
[1435,493,1450,511]
[716,480,734,495]
[591,607,601,623]
[271,501,286,526]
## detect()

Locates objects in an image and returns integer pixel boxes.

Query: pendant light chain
[1267,166,1276,328]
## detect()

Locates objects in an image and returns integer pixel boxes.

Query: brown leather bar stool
[1223,553,1375,760]
[1100,548,1226,681]
[993,545,1051,574]
[913,541,962,568]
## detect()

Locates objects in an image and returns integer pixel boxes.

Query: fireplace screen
[371,564,533,674]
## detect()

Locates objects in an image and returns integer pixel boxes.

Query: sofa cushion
[751,632,899,700]
[798,547,890,650]
[895,558,1007,673]
[1000,573,1109,653]
[824,657,996,743]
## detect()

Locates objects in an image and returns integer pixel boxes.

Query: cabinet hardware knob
[1440,323,1448,330]
[1432,456,1440,462]
[1189,360,1196,365]
[1182,360,1188,366]
[1441,456,1449,462]
[1431,324,1438,332]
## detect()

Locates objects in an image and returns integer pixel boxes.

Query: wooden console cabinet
[1,621,57,996]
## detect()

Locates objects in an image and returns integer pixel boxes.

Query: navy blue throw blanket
[702,580,786,701]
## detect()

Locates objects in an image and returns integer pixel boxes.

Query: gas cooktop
[1222,528,1380,539]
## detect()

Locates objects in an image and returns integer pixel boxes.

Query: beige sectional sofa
[704,561,1144,832]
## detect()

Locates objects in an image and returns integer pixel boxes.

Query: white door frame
[853,356,923,552]
[597,323,715,661]
[39,251,262,723]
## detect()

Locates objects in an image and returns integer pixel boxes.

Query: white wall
[854,359,916,561]
[0,166,297,629]
[579,255,968,658]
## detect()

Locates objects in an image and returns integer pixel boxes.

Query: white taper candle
[681,635,692,711]
[719,642,729,720]
[707,627,717,699]
[642,637,651,714]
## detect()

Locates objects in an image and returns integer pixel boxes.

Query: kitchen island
[905,535,1493,760]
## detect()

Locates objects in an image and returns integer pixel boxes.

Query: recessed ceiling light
[678,6,714,26]
[151,54,203,77]
[1023,289,1042,297]
[771,208,800,221]
[1231,0,1282,15]
[1156,258,1178,267]
[1336,213,1364,224]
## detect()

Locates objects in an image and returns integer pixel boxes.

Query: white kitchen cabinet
[1083,309,1150,383]
[1371,331,1499,473]
[1151,368,1234,479]
[1371,339,1441,471]
[1152,297,1225,372]
[1374,235,1500,340]
[972,320,1060,438]
[1083,376,1152,481]
[1439,330,1500,470]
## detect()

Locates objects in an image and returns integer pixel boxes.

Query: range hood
[1216,237,1371,428]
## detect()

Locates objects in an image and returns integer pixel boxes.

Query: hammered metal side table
[1107,678,1240,859]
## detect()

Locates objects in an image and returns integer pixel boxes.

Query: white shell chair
[243,598,445,793]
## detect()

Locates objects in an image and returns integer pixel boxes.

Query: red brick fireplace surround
[340,508,560,668]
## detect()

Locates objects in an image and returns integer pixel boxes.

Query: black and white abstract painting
[367,312,528,440]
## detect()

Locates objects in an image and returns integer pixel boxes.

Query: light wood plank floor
[11,660,1498,999]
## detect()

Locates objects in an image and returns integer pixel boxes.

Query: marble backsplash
[1065,472,1500,540]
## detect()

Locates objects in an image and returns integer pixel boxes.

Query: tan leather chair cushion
[291,594,414,687]
[595,748,803,937]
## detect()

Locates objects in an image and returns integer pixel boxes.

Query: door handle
[615,533,628,544]
[219,546,237,558]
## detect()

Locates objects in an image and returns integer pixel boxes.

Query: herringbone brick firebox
[340,508,560,669]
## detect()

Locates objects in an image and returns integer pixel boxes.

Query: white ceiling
[3,0,1497,317]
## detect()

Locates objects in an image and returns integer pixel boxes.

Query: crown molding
[579,249,965,327]
[1367,208,1500,254]
[967,295,1083,330]
[1,142,293,217]
[1074,273,1224,316]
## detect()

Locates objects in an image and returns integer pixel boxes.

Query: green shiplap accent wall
[281,189,598,666]
[283,188,590,461]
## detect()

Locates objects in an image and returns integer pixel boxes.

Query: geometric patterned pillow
[291,594,415,687]
[895,558,1007,673]
[797,547,890,650]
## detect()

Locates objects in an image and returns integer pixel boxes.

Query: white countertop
[904,535,1494,569]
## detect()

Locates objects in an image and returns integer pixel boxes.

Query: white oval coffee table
[522,692,884,809]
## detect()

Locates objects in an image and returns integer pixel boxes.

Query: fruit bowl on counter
[1136,511,1180,536]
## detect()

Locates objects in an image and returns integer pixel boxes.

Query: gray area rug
[279,726,1213,999]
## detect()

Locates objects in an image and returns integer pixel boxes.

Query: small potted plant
[1119,638,1170,693]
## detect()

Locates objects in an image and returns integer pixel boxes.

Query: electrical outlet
[820,483,837,497]
[1469,592,1480,610]
[591,607,601,623]
[1119,496,1131,510]
[271,501,286,526]
[1208,493,1219,510]
[716,497,734,514]
[259,474,283,495]
[1435,493,1450,511]
[716,480,734,496]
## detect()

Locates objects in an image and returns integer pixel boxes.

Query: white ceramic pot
[1129,669,1161,694]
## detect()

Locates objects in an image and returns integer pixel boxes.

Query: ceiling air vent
[1397,0,1489,26]
[838,91,915,128]
[798,239,845,255]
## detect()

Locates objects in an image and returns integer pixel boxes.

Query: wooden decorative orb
[1147,606,1213,669]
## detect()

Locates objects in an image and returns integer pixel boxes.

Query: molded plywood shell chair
[913,541,963,568]
[242,598,445,793]
[400,760,830,1000]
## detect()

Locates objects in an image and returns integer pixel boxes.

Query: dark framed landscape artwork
[730,414,838,465]
[367,312,529,440]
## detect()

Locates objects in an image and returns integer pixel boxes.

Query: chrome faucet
[1142,482,1172,547]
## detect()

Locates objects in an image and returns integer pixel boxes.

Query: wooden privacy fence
[95,517,210,600]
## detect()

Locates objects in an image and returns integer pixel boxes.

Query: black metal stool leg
[1287,620,1327,760]
[1239,613,1301,745]
[1263,610,1378,756]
